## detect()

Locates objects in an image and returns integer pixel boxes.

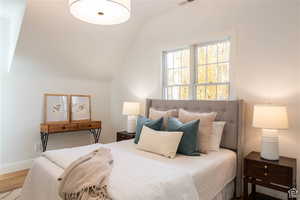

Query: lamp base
[126,115,137,133]
[260,129,279,161]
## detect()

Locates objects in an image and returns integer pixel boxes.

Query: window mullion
[205,46,208,99]
[162,52,166,99]
[190,45,196,100]
[216,42,219,99]
[162,52,170,99]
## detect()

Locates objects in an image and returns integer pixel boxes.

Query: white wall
[0,17,10,171]
[0,69,114,173]
[0,18,10,72]
[111,0,300,197]
[0,0,118,173]
[0,0,26,72]
[0,0,26,169]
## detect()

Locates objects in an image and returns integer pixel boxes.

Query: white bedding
[21,140,236,200]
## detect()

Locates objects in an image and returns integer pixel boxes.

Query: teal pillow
[134,116,163,144]
[167,118,200,156]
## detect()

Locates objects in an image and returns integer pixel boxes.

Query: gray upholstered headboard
[145,99,245,198]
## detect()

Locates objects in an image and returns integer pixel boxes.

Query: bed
[21,99,244,200]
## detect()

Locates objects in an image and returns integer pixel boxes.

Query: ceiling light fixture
[69,0,131,25]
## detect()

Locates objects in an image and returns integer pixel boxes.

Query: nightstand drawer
[244,152,297,200]
[245,160,292,186]
[117,131,135,142]
[268,165,292,186]
[245,160,267,179]
[118,135,134,140]
[119,135,128,140]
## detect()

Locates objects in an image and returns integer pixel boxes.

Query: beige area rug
[0,189,21,200]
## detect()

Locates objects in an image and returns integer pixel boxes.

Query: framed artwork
[71,95,91,122]
[44,94,69,124]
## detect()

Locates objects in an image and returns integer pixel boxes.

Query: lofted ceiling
[11,0,181,80]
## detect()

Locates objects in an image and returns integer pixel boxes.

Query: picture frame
[70,95,91,122]
[44,94,70,124]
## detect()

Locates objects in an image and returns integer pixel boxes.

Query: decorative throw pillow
[134,116,163,144]
[167,118,200,156]
[149,108,178,129]
[178,109,217,154]
[137,126,183,159]
[208,121,226,152]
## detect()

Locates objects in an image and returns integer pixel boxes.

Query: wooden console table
[40,121,101,152]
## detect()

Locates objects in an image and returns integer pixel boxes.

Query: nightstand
[244,151,297,200]
[117,131,135,142]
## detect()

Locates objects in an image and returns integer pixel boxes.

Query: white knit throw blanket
[58,147,113,200]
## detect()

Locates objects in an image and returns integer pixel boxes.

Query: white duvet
[21,140,236,200]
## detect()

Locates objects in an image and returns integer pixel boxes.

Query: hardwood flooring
[0,170,29,193]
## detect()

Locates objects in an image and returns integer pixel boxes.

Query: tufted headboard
[145,99,245,197]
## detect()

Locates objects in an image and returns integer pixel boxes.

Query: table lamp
[252,105,288,161]
[123,102,140,133]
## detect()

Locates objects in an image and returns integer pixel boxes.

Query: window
[163,39,230,100]
[162,48,191,100]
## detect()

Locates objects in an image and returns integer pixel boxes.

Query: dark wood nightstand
[117,131,135,142]
[244,151,297,200]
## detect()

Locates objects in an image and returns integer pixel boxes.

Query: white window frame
[162,46,193,100]
[162,38,231,100]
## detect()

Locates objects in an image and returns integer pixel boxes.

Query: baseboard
[0,159,33,174]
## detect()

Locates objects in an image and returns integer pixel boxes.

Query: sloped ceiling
[11,0,179,80]
[0,0,26,73]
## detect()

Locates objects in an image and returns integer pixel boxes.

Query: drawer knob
[62,126,66,129]
[264,165,268,169]
[264,173,268,176]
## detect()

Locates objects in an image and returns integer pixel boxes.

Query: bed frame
[145,99,245,198]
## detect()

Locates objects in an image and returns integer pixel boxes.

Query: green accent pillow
[167,118,200,156]
[134,116,163,144]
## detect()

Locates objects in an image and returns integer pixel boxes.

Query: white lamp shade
[253,105,288,130]
[69,0,131,25]
[122,102,140,116]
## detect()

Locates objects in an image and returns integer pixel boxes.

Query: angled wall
[0,0,26,72]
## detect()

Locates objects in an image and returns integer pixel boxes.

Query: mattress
[109,140,237,200]
[21,140,236,200]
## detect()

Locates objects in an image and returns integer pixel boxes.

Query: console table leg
[40,132,49,152]
[244,177,248,200]
[251,181,256,194]
[95,128,101,143]
[89,128,102,143]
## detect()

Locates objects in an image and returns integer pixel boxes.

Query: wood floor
[0,170,29,193]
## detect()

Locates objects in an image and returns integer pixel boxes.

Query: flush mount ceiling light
[69,0,131,25]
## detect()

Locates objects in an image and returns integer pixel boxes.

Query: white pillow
[137,126,183,159]
[178,109,217,154]
[208,121,226,152]
[149,108,177,129]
